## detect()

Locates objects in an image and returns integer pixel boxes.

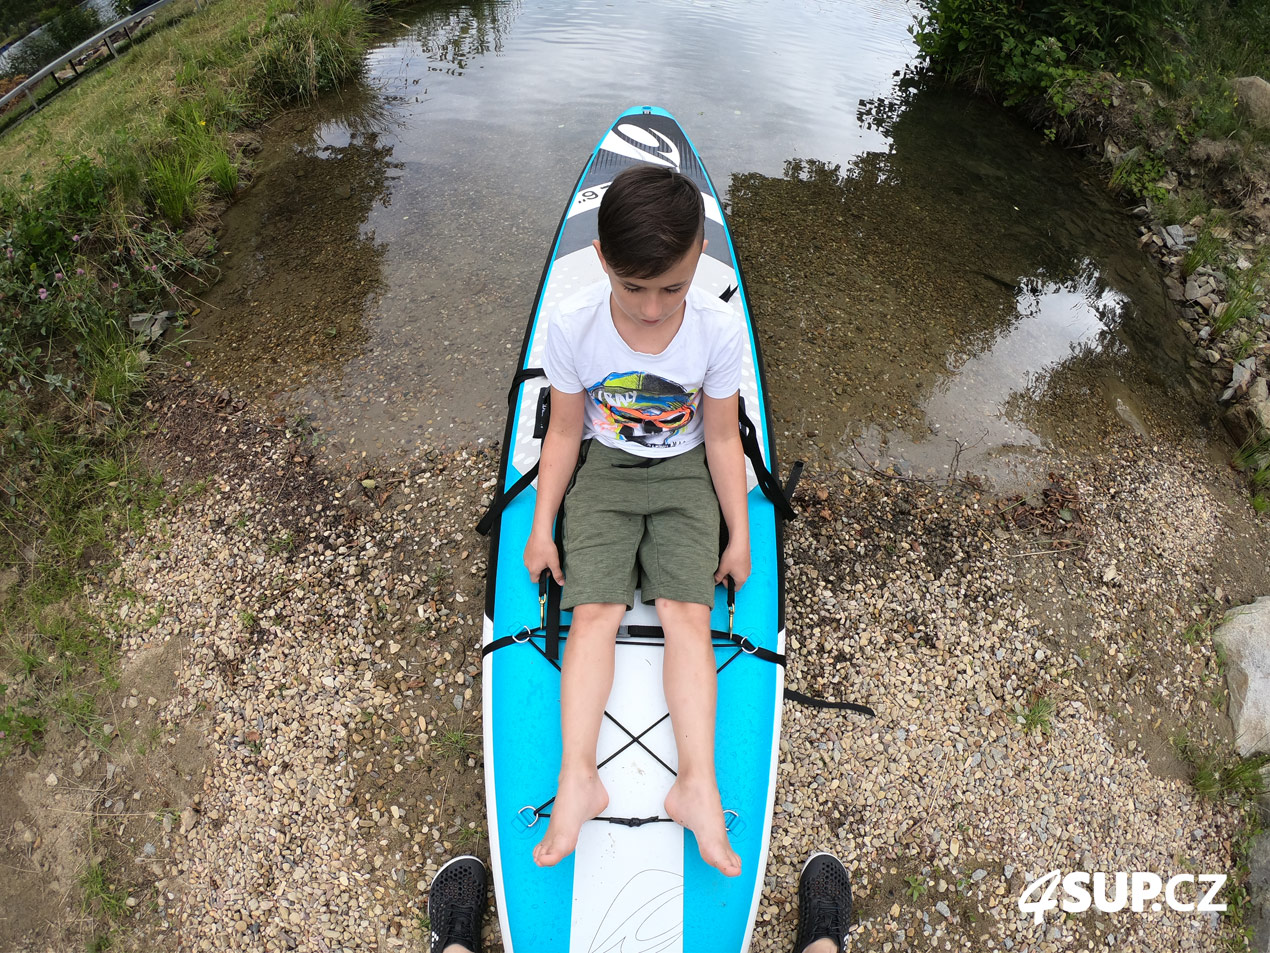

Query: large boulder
[1214,597,1270,756]
[1233,76,1270,130]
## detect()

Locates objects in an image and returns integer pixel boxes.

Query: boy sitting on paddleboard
[524,164,750,878]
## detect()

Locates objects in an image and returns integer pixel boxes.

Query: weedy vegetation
[0,0,375,765]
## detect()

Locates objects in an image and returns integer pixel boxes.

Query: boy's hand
[524,530,564,586]
[714,539,751,591]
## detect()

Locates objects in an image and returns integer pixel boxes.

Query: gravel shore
[15,374,1261,953]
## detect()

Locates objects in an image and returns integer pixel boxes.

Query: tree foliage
[3,0,82,40]
[2,5,104,79]
[910,0,1183,105]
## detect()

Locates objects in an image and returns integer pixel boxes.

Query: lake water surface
[192,0,1209,488]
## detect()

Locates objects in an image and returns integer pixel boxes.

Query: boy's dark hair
[597,165,705,279]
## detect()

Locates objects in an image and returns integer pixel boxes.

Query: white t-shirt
[542,280,745,458]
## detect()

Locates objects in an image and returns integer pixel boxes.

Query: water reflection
[188,91,394,398]
[188,0,1202,483]
[378,0,513,76]
[920,270,1128,456]
[731,81,1196,485]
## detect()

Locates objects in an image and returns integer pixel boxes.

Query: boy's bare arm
[703,392,751,589]
[524,386,585,584]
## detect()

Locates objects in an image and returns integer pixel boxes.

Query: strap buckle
[516,805,541,829]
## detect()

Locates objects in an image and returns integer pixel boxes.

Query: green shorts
[561,441,721,610]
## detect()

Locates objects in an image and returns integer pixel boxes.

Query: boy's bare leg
[658,598,743,878]
[533,601,625,867]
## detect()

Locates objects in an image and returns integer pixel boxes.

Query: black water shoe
[428,855,487,953]
[793,851,853,953]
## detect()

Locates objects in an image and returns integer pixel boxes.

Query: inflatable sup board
[480,106,796,953]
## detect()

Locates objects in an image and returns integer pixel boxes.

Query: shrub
[911,1,1181,107]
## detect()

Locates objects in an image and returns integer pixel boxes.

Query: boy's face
[592,238,708,333]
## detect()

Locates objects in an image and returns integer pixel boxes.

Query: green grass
[435,728,476,761]
[146,149,210,226]
[267,531,296,554]
[80,851,131,950]
[1214,262,1267,337]
[1222,807,1266,952]
[253,0,366,104]
[1194,756,1268,803]
[1173,731,1270,805]
[1,0,369,197]
[80,859,128,917]
[1180,611,1218,646]
[1233,432,1270,510]
[1170,725,1270,949]
[0,690,46,755]
[1020,695,1056,735]
[0,427,168,760]
[0,0,372,779]
[206,147,238,196]
[1182,229,1224,277]
[904,874,928,901]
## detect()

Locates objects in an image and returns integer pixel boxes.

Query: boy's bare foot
[533,770,608,867]
[664,776,741,877]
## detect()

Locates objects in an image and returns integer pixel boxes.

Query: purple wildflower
[38,288,48,300]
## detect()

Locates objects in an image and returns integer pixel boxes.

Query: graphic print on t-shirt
[587,371,700,448]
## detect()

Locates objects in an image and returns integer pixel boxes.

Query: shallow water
[191,0,1209,487]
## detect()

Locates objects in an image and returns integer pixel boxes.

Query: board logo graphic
[588,868,683,953]
[602,123,682,171]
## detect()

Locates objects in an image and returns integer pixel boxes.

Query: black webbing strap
[506,366,546,404]
[531,808,673,828]
[486,613,874,716]
[622,625,786,667]
[476,367,549,536]
[476,462,538,537]
[783,686,876,717]
[785,460,805,503]
[601,815,673,828]
[738,397,798,521]
[545,566,562,663]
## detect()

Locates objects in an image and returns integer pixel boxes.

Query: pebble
[72,379,1264,953]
